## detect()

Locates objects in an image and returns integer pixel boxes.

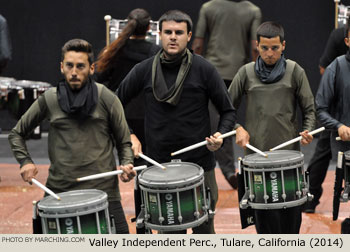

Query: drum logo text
[270,172,279,202]
[65,218,74,234]
[165,193,175,225]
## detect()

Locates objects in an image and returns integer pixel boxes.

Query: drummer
[228,21,316,233]
[117,10,236,234]
[8,39,136,234]
[316,22,350,161]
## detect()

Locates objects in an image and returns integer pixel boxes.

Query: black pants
[108,200,129,234]
[307,130,332,206]
[254,206,302,234]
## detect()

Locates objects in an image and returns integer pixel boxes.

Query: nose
[170,31,176,40]
[71,66,78,76]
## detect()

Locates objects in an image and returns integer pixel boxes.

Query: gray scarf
[152,48,193,106]
[255,54,286,84]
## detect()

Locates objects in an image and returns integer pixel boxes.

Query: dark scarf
[152,48,193,106]
[57,77,98,119]
[346,48,350,61]
[255,54,287,84]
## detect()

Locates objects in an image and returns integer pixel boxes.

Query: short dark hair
[61,39,94,64]
[257,21,285,43]
[159,10,192,33]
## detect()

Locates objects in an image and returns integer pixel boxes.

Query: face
[256,36,285,66]
[60,51,94,90]
[160,21,192,59]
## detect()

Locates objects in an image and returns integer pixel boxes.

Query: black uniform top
[319,27,348,68]
[117,54,236,171]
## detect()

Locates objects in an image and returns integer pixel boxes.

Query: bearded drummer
[117,10,237,234]
[8,39,136,234]
[228,21,316,234]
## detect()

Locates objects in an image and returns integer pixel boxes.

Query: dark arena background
[1,0,350,234]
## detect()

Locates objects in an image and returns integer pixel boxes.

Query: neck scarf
[254,54,287,84]
[152,48,193,106]
[57,77,98,119]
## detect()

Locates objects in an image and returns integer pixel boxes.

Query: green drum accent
[146,185,204,225]
[251,167,304,203]
[139,162,208,231]
[243,150,308,209]
[38,189,111,234]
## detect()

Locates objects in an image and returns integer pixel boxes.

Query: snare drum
[343,151,350,200]
[138,162,209,231]
[240,150,308,210]
[37,189,111,234]
[14,80,51,119]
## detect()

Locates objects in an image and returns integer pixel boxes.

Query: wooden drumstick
[104,15,111,46]
[270,127,325,151]
[77,165,148,182]
[246,144,268,158]
[336,136,341,141]
[31,178,61,200]
[171,130,237,156]
[138,153,166,170]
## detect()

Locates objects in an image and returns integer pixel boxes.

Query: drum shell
[138,161,208,231]
[242,150,307,209]
[37,189,110,234]
[344,151,350,184]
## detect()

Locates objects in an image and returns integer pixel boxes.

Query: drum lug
[208,210,215,218]
[240,191,250,209]
[341,185,350,202]
[178,216,183,223]
[194,211,200,219]
[295,191,301,198]
[158,216,164,224]
[307,192,314,201]
[282,193,287,200]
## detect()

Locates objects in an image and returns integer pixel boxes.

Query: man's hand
[299,130,313,145]
[130,134,142,157]
[236,126,250,148]
[206,132,223,152]
[119,164,136,182]
[338,125,350,141]
[20,163,38,183]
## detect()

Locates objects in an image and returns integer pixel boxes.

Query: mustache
[70,78,80,82]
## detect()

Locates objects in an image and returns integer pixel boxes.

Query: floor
[0,134,349,234]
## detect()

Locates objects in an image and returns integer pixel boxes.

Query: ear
[282,40,286,51]
[187,31,192,42]
[60,62,64,73]
[345,37,350,48]
[89,63,95,75]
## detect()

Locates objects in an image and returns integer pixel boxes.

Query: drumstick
[31,178,61,201]
[104,15,111,46]
[76,165,148,182]
[138,153,166,170]
[246,144,268,158]
[171,130,237,156]
[270,127,325,151]
[336,136,341,141]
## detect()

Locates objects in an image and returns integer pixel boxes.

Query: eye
[261,46,268,51]
[65,62,73,68]
[175,30,184,35]
[77,63,85,69]
[271,46,279,51]
[164,30,172,35]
